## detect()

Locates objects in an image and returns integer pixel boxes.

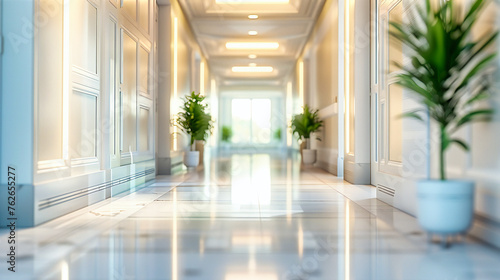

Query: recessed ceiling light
[248,54,257,59]
[248,31,258,36]
[232,66,273,73]
[248,15,259,19]
[249,63,257,67]
[226,42,279,50]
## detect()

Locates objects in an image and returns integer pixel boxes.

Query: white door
[371,0,412,203]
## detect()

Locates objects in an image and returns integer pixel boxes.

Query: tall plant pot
[302,149,317,165]
[184,151,200,167]
[417,180,475,238]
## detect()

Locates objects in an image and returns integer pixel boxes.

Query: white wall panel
[6,0,158,226]
[121,30,138,153]
[468,0,500,226]
[295,0,340,175]
[69,90,97,159]
[108,18,118,160]
[122,0,137,21]
[139,45,150,95]
[139,107,150,152]
[139,0,149,32]
[388,84,403,163]
[73,0,98,74]
[70,90,97,159]
[37,0,64,162]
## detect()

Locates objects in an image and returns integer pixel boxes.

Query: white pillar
[1,0,36,226]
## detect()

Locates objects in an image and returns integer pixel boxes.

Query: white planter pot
[302,149,317,165]
[417,180,475,235]
[184,151,200,167]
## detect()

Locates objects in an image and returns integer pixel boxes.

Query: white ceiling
[175,0,326,86]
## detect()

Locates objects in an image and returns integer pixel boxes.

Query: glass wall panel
[252,99,271,144]
[231,99,251,144]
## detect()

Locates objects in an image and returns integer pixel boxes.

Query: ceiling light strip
[232,66,273,73]
[226,42,279,49]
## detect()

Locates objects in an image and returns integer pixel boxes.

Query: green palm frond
[290,104,324,141]
[390,0,497,180]
[175,92,214,147]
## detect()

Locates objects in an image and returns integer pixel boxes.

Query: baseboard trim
[0,161,155,227]
[315,160,337,176]
[470,213,500,249]
[344,160,370,184]
[38,168,155,210]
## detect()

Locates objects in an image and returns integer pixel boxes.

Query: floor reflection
[1,151,500,279]
[230,154,272,206]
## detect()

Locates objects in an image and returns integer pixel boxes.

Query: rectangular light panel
[232,66,273,72]
[226,42,279,50]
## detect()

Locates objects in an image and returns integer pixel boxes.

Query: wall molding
[38,168,154,210]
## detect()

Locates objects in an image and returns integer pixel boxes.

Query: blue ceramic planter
[417,180,475,235]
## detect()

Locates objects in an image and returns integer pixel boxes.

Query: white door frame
[371,0,413,202]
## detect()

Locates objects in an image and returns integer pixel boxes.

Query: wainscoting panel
[70,89,98,159]
[10,159,156,227]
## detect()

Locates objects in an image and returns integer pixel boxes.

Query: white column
[157,4,173,174]
[1,0,36,226]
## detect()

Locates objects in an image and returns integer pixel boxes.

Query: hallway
[2,152,500,280]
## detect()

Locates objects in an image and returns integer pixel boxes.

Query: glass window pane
[252,99,271,144]
[231,99,251,144]
[122,31,137,152]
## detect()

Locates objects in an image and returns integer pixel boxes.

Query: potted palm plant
[220,125,232,151]
[221,126,232,143]
[274,128,282,142]
[291,105,323,165]
[175,92,213,167]
[390,0,497,242]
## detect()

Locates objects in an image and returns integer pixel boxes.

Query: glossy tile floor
[2,151,500,280]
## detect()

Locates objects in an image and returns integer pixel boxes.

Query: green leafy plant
[390,0,497,180]
[221,126,233,142]
[274,128,282,140]
[291,104,323,146]
[175,92,213,150]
